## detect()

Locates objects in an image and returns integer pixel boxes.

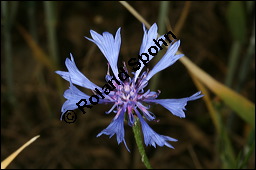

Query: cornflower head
[56,23,203,152]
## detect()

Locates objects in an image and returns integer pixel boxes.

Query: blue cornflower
[56,23,203,151]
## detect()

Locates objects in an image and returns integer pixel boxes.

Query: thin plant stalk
[44,1,59,66]
[119,1,150,28]
[27,1,38,42]
[236,19,255,92]
[27,2,53,118]
[225,41,241,87]
[174,1,191,36]
[44,1,65,100]
[2,1,15,105]
[149,1,169,91]
[132,118,152,169]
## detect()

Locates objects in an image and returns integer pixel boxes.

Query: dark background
[1,1,255,169]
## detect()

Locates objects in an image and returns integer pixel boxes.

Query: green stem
[44,1,59,66]
[149,1,170,91]
[225,41,241,87]
[2,1,16,106]
[132,118,152,169]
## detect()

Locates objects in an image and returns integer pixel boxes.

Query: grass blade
[119,1,150,28]
[179,55,255,126]
[1,135,40,169]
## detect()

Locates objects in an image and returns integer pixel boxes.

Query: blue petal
[145,91,204,118]
[61,100,80,116]
[85,28,121,80]
[134,23,159,80]
[139,23,158,55]
[146,40,183,81]
[135,110,177,148]
[63,80,90,100]
[55,53,100,90]
[136,102,156,121]
[60,81,91,119]
[126,102,135,126]
[97,107,130,152]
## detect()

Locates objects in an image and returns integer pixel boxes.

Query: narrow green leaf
[227,1,247,43]
[179,55,255,126]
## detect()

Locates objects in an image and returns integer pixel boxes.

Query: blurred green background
[1,1,255,169]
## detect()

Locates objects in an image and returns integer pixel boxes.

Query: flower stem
[132,118,152,169]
